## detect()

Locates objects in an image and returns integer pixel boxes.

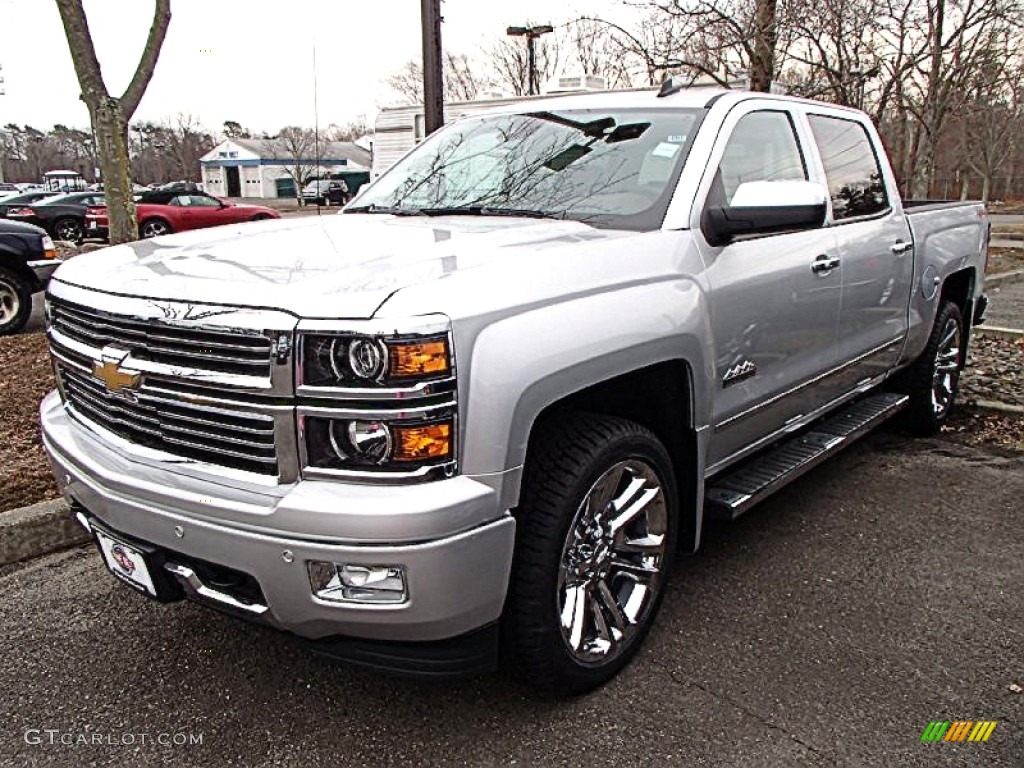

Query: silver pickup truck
[40,87,988,694]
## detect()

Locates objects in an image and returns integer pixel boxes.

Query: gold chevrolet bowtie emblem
[93,360,141,393]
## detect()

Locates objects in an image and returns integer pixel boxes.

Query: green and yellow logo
[921,720,997,742]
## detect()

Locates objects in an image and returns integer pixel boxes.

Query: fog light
[308,561,408,604]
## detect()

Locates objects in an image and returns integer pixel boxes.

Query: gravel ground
[987,247,1024,276]
[961,334,1024,407]
[0,333,58,511]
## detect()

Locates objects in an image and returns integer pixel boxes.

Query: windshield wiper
[343,204,420,215]
[417,206,563,220]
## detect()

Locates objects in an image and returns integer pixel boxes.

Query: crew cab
[85,192,280,239]
[0,218,59,334]
[40,87,988,693]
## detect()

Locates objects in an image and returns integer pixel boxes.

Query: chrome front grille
[59,363,280,476]
[51,298,274,378]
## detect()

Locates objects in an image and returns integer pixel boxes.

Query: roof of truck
[465,87,864,117]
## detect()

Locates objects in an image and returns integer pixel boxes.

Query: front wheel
[0,267,32,335]
[140,219,171,238]
[503,412,677,695]
[901,300,965,435]
[53,217,83,243]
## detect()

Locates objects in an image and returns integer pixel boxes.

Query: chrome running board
[705,393,909,520]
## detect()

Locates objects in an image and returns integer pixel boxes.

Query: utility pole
[506,24,553,96]
[421,0,444,134]
[0,63,5,183]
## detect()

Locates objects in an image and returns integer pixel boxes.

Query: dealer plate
[95,529,157,596]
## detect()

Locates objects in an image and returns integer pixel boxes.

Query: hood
[50,213,630,318]
[0,218,47,236]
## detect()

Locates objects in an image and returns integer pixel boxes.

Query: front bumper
[28,259,62,286]
[85,222,109,240]
[41,391,516,646]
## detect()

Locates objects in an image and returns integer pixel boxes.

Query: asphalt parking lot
[2,430,1021,767]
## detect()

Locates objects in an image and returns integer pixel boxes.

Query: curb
[0,498,88,566]
[986,268,1024,286]
[969,399,1024,415]
[975,325,1024,339]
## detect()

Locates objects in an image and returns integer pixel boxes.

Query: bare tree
[386,53,488,105]
[327,118,370,142]
[276,126,317,203]
[486,32,560,96]
[161,114,215,181]
[55,0,171,244]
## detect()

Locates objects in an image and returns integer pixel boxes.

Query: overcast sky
[0,0,635,136]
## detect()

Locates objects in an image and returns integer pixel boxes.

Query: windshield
[353,108,703,231]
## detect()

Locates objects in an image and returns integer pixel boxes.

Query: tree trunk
[750,0,778,92]
[981,173,990,204]
[92,99,138,243]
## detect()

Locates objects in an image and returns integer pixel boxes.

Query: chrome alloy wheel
[0,278,19,325]
[557,459,668,664]
[931,316,961,417]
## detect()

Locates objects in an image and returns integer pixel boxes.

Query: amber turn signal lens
[393,422,452,462]
[389,340,449,378]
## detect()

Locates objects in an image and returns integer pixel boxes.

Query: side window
[807,115,888,220]
[710,110,806,206]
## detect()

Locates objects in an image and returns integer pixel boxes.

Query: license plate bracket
[86,516,184,602]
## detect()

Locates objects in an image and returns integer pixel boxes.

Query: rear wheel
[53,217,83,242]
[503,412,677,695]
[250,214,273,222]
[140,218,171,238]
[901,300,965,435]
[0,267,32,335]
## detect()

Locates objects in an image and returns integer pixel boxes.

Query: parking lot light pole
[506,24,553,96]
[421,0,444,135]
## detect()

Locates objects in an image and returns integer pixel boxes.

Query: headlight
[301,333,452,387]
[302,414,454,475]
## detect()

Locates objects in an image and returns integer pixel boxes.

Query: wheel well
[0,258,40,292]
[940,268,974,317]
[141,217,171,230]
[528,360,700,551]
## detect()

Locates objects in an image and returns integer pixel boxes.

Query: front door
[226,166,241,198]
[695,106,844,468]
[804,113,913,390]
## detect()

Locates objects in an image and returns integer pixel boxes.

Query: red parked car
[85,191,280,239]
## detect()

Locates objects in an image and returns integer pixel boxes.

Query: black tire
[900,300,965,435]
[503,412,678,695]
[0,267,32,335]
[250,214,273,222]
[140,218,172,238]
[53,217,83,243]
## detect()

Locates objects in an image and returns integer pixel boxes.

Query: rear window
[807,115,888,220]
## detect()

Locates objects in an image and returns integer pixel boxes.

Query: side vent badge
[722,359,758,387]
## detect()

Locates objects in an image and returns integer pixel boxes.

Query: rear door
[694,102,844,468]
[802,111,913,390]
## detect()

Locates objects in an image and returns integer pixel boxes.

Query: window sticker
[667,134,687,143]
[652,142,682,159]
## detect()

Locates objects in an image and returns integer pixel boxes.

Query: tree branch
[121,0,172,117]
[54,0,109,106]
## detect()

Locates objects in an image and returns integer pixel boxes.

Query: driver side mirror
[701,180,828,247]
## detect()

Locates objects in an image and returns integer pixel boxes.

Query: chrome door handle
[891,240,913,254]
[811,255,840,274]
